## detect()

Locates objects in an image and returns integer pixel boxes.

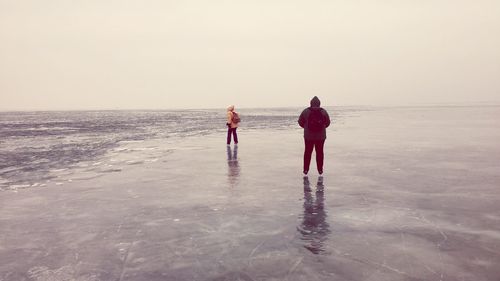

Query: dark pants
[303,139,325,173]
[227,128,238,144]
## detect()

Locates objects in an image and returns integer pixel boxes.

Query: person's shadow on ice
[298,177,330,254]
[226,145,240,187]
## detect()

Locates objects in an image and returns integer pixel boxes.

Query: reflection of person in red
[298,176,330,254]
[226,145,240,188]
[226,105,239,145]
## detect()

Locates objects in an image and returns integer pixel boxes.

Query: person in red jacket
[298,96,331,177]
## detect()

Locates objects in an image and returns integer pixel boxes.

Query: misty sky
[1,0,499,110]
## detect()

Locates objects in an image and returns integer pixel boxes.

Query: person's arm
[298,109,307,128]
[323,110,331,128]
[227,112,232,126]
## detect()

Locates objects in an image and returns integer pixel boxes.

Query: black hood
[310,96,321,108]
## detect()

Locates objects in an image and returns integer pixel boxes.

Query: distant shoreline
[2,103,500,113]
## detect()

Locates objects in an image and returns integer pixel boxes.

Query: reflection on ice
[298,177,330,254]
[227,145,240,187]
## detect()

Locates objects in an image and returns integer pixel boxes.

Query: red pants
[303,139,325,173]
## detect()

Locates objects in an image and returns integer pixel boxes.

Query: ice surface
[1,106,500,281]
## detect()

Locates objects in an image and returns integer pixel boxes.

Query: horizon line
[1,102,500,112]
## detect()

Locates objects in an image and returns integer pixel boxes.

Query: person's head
[227,105,234,112]
[310,96,321,108]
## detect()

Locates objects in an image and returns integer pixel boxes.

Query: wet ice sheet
[0,107,360,190]
[1,106,500,281]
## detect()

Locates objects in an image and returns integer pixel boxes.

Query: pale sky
[1,0,499,110]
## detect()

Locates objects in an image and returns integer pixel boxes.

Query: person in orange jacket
[226,105,239,145]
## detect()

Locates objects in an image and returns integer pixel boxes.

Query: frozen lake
[1,106,500,281]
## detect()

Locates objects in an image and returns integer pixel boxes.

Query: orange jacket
[227,111,239,128]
